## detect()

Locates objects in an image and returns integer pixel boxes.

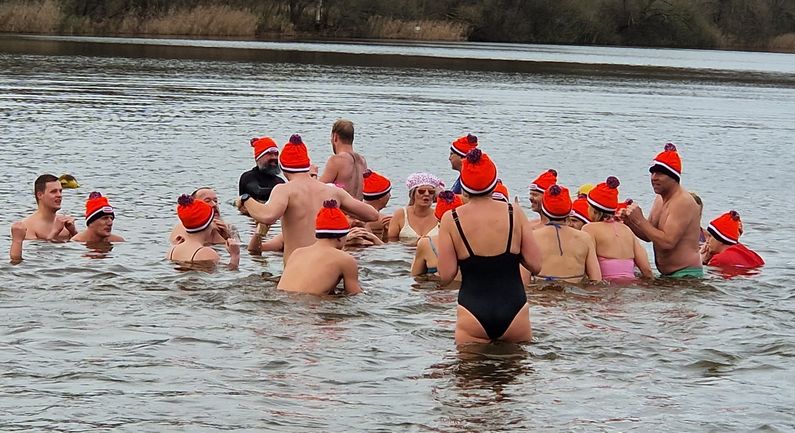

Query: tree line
[3,0,795,50]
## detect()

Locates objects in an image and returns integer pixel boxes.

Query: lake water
[1,35,794,432]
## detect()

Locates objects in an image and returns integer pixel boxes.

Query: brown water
[1,35,794,432]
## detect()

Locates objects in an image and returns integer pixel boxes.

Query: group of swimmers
[10,120,765,344]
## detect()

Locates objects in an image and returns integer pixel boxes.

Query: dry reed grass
[119,5,258,36]
[768,33,795,52]
[365,15,467,41]
[0,0,61,33]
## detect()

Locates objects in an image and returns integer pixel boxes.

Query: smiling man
[620,143,703,277]
[71,192,125,244]
[10,174,79,262]
[239,136,286,203]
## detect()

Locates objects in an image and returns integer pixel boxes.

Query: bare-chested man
[71,192,125,245]
[319,119,367,200]
[621,143,703,277]
[242,134,379,264]
[277,200,362,295]
[528,169,558,230]
[10,174,78,262]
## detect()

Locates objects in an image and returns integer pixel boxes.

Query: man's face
[38,181,63,210]
[89,215,114,237]
[449,152,462,171]
[257,152,280,174]
[650,171,676,195]
[529,190,543,212]
[195,188,220,214]
[567,217,585,230]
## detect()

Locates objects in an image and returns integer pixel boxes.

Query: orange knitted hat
[570,197,591,225]
[434,190,463,220]
[587,176,621,213]
[708,210,742,245]
[451,133,478,157]
[542,185,572,219]
[530,169,558,193]
[177,194,214,233]
[85,191,114,226]
[492,180,510,202]
[362,169,392,200]
[650,142,682,182]
[250,136,279,161]
[315,199,350,238]
[279,134,311,173]
[460,149,498,195]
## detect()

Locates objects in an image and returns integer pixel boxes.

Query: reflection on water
[0,36,794,431]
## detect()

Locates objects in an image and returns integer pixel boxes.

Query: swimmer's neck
[284,172,311,182]
[33,206,58,221]
[315,238,344,250]
[334,143,354,154]
[658,184,682,202]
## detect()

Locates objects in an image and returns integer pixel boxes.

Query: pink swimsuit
[597,257,636,281]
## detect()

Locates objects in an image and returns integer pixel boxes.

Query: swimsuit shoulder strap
[451,209,475,257]
[506,203,514,253]
[427,236,439,257]
[546,222,564,256]
[190,246,208,263]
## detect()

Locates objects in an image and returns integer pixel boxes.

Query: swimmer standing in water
[277,200,362,295]
[437,149,541,344]
[71,192,125,244]
[319,120,367,200]
[621,143,702,277]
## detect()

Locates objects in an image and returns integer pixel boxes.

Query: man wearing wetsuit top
[319,119,367,200]
[621,143,703,277]
[238,136,285,202]
[448,134,479,194]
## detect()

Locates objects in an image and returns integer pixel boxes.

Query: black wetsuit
[238,167,285,202]
[453,204,526,341]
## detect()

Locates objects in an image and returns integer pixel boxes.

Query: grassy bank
[1,0,793,51]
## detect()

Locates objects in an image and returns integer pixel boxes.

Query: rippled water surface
[1,36,794,432]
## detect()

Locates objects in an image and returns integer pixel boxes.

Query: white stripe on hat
[461,176,498,195]
[85,206,114,222]
[707,223,738,245]
[586,195,616,213]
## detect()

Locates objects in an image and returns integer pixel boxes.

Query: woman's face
[412,186,436,207]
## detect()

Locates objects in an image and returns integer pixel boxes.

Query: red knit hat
[615,198,633,214]
[708,210,742,245]
[650,142,682,182]
[362,169,392,200]
[177,194,214,233]
[85,191,114,226]
[570,197,591,225]
[461,149,498,195]
[315,199,350,238]
[435,190,463,220]
[450,133,478,157]
[250,136,279,161]
[492,180,510,202]
[542,185,572,219]
[279,134,311,173]
[529,169,558,193]
[587,176,621,213]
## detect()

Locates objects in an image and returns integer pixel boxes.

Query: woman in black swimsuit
[437,149,542,345]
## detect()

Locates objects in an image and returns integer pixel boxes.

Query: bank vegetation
[1,0,793,51]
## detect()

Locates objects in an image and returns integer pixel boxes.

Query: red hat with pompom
[650,142,682,182]
[85,191,115,226]
[250,136,279,161]
[451,133,479,157]
[615,198,633,214]
[279,134,311,173]
[362,169,392,200]
[530,169,558,193]
[708,210,742,245]
[588,176,621,213]
[177,194,214,233]
[542,184,572,219]
[570,197,591,225]
[435,190,463,220]
[492,180,509,202]
[461,149,498,195]
[315,199,350,238]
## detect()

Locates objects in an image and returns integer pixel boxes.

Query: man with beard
[238,136,285,203]
[10,174,78,262]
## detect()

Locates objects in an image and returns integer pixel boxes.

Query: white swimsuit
[399,207,439,241]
